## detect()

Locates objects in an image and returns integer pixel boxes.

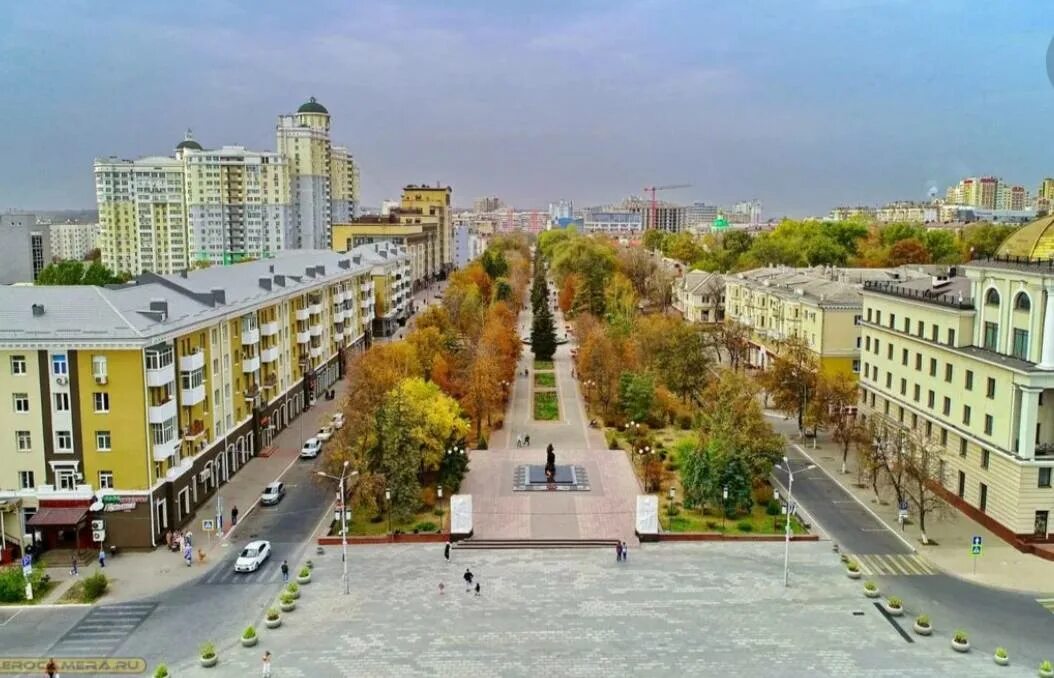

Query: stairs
[454,538,621,550]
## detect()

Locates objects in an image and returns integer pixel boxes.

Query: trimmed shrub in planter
[279,592,296,612]
[241,626,258,647]
[884,596,903,616]
[265,607,281,629]
[286,582,300,599]
[845,561,861,579]
[993,647,1008,667]
[1039,659,1053,678]
[863,581,880,598]
[951,629,970,653]
[913,614,932,636]
[199,641,218,668]
[153,665,169,678]
[296,566,311,584]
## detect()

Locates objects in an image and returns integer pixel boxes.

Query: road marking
[848,553,935,576]
[1037,598,1054,615]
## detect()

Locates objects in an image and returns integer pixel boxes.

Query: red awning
[27,507,88,527]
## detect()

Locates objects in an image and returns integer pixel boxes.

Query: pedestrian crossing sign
[971,544,982,556]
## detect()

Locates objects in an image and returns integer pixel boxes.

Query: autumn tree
[887,238,931,266]
[578,329,622,416]
[708,320,751,371]
[901,427,947,545]
[758,335,819,435]
[616,247,657,298]
[557,273,579,314]
[696,371,783,478]
[392,377,470,474]
[813,372,868,474]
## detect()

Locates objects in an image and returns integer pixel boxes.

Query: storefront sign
[100,494,148,509]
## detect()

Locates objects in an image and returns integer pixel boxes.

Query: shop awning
[27,507,88,527]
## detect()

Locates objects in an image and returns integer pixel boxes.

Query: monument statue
[545,443,556,482]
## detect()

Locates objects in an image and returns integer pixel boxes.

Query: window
[1014,292,1031,311]
[903,317,910,332]
[957,471,966,497]
[93,392,110,412]
[56,430,73,451]
[875,311,882,325]
[1039,468,1052,488]
[884,400,890,415]
[15,430,31,452]
[963,406,971,426]
[92,355,108,380]
[851,359,860,374]
[885,373,892,388]
[54,392,70,411]
[12,393,29,413]
[983,322,999,351]
[925,421,932,437]
[985,288,1000,307]
[944,363,953,382]
[18,471,34,489]
[867,308,873,322]
[1012,329,1029,360]
[965,370,974,390]
[902,349,908,366]
[96,431,111,451]
[57,467,76,490]
[917,320,924,337]
[927,390,935,408]
[900,378,907,395]
[913,384,920,402]
[986,378,995,399]
[979,483,988,512]
[947,328,956,346]
[959,438,967,457]
[865,336,871,351]
[915,353,922,370]
[929,358,937,377]
[98,471,114,489]
[51,354,68,375]
[931,324,938,341]
[940,429,948,446]
[889,313,896,329]
[145,346,174,370]
[872,339,878,354]
[887,344,893,360]
[984,415,993,436]
[10,355,26,375]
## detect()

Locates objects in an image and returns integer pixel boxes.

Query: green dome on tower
[176,129,203,151]
[298,97,329,114]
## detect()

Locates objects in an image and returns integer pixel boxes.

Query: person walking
[98,547,106,568]
[621,541,628,562]
[615,542,622,562]
[70,555,78,577]
[444,541,451,563]
[438,582,445,595]
[261,650,272,678]
[474,581,481,597]
[45,657,57,678]
[184,544,193,567]
[231,505,239,527]
[463,568,474,592]
[281,560,289,582]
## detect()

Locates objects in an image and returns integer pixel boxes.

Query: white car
[317,425,334,442]
[331,412,346,429]
[234,540,271,573]
[260,482,285,506]
[300,437,323,459]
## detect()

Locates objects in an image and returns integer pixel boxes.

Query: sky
[1,1,1052,217]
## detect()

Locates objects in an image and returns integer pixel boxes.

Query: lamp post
[722,485,729,531]
[385,488,392,536]
[316,463,357,595]
[437,485,444,531]
[781,456,794,587]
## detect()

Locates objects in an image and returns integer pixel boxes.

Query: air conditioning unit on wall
[95,375,108,384]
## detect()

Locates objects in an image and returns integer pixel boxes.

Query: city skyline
[1,1,1052,216]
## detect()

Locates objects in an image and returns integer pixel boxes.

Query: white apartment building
[49,223,101,261]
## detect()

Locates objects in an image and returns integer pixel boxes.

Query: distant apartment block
[582,211,643,236]
[0,213,48,284]
[49,223,101,262]
[674,270,724,323]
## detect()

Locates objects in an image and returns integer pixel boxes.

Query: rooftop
[731,265,932,306]
[993,215,1054,259]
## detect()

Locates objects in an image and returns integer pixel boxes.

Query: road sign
[202,519,215,532]
[21,555,31,569]
[972,535,982,546]
[971,545,982,556]
[22,564,32,578]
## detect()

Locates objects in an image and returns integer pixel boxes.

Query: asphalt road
[770,419,1054,668]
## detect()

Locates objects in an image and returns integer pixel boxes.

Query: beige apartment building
[674,270,724,323]
[858,215,1054,542]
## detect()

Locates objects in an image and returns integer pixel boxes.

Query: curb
[790,443,918,554]
[769,472,828,542]
[0,603,91,610]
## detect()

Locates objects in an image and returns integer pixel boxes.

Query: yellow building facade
[401,185,453,273]
[0,250,376,552]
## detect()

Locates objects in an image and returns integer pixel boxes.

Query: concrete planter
[240,635,257,647]
[846,569,861,579]
[287,588,300,599]
[200,655,218,668]
[883,602,903,617]
[913,622,932,636]
[993,654,1008,667]
[1038,668,1053,678]
[296,574,311,585]
[265,617,282,629]
[863,587,880,599]
[951,639,970,653]
[280,600,296,613]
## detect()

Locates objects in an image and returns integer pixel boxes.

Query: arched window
[985,288,1001,307]
[1014,292,1031,311]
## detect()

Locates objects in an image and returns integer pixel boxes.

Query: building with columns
[858,215,1054,543]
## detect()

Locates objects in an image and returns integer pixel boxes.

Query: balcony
[333,290,346,304]
[181,383,206,406]
[310,324,323,337]
[333,309,346,322]
[260,346,279,363]
[148,397,177,424]
[178,350,205,372]
[296,330,310,344]
[310,345,324,359]
[263,373,278,390]
[309,302,323,316]
[146,362,175,388]
[183,419,206,441]
[241,327,260,345]
[153,436,180,462]
[244,384,260,402]
[295,308,310,321]
[360,281,373,293]
[242,355,260,373]
[260,320,280,337]
[343,324,355,336]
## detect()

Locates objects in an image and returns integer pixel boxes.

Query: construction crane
[642,184,691,230]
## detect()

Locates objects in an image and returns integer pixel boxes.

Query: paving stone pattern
[175,542,1023,677]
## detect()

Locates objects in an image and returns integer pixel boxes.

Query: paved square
[175,542,1015,677]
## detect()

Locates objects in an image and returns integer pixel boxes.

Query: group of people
[164,529,195,567]
[441,542,482,597]
[514,433,531,447]
[615,541,630,562]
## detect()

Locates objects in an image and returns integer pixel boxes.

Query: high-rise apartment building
[95,154,188,276]
[945,176,1027,211]
[49,223,101,262]
[0,213,49,284]
[330,146,360,224]
[276,98,333,250]
[474,196,503,213]
[401,185,453,273]
[1039,178,1054,202]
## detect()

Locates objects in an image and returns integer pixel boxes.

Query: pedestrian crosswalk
[846,553,937,576]
[49,602,156,656]
[1037,598,1054,615]
[198,560,287,586]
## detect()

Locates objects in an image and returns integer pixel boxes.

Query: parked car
[234,540,271,573]
[331,412,346,429]
[317,425,334,442]
[300,437,323,459]
[260,482,285,506]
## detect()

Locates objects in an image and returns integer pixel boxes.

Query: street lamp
[316,462,358,595]
[722,485,729,531]
[385,488,392,536]
[779,455,794,587]
[437,485,444,532]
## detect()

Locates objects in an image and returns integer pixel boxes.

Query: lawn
[534,359,554,370]
[58,572,109,604]
[534,391,559,420]
[331,506,445,537]
[534,372,556,388]
[660,502,807,535]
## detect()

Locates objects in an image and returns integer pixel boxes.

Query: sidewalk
[33,380,352,605]
[777,413,1054,594]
